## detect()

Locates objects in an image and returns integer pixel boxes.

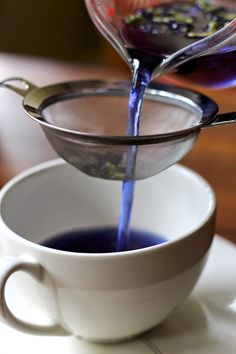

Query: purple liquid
[42,228,167,253]
[121,1,236,87]
[173,49,236,88]
[116,1,235,251]
[117,68,151,252]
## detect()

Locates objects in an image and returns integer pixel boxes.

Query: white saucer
[1,236,236,354]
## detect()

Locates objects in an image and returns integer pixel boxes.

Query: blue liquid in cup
[42,228,167,253]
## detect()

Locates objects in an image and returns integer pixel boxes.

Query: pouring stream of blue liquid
[116,65,153,252]
[84,0,236,252]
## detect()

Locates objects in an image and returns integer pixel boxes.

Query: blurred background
[0,0,235,241]
[0,0,126,71]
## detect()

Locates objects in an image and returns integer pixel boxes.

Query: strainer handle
[210,112,236,127]
[0,77,37,97]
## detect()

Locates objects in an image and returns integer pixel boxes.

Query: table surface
[0,53,235,244]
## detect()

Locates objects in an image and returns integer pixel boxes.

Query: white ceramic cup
[0,159,216,343]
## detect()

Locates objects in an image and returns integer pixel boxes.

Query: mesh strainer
[1,78,235,180]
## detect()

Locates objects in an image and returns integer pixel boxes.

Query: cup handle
[0,256,69,335]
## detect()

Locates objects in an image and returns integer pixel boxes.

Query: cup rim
[0,159,216,259]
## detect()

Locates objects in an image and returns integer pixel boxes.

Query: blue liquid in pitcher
[116,1,236,251]
[121,1,236,88]
[42,228,167,253]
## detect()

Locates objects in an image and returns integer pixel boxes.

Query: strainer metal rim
[23,79,219,145]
